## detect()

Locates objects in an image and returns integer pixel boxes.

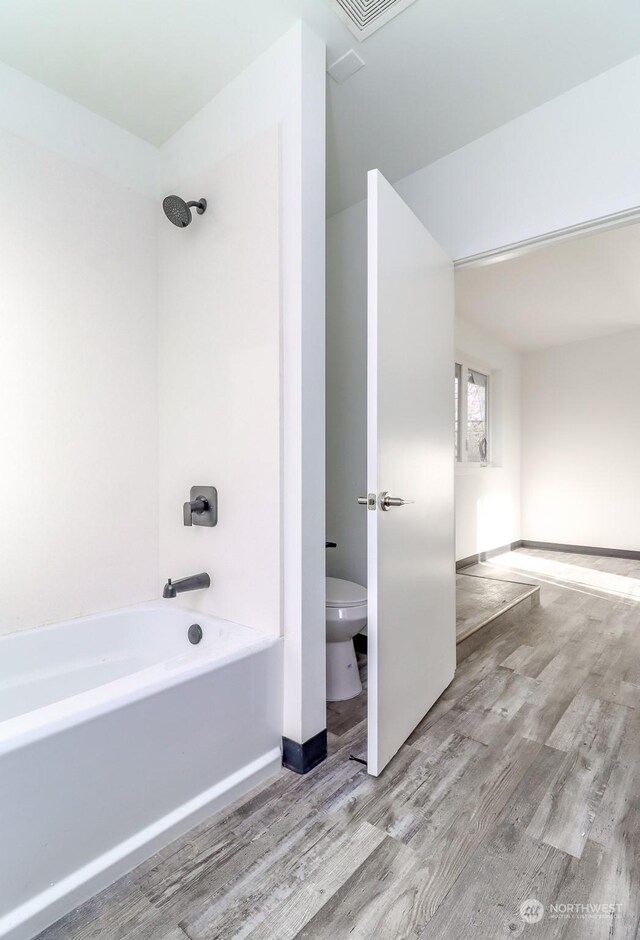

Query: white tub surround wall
[158,128,281,634]
[522,329,640,553]
[0,75,158,637]
[0,606,282,940]
[455,317,522,563]
[158,23,327,766]
[2,21,326,759]
[395,54,640,261]
[0,61,157,198]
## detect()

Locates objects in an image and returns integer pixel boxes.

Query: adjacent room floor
[39,549,640,939]
[455,568,538,642]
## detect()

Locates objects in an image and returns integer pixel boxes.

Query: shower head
[162,195,207,228]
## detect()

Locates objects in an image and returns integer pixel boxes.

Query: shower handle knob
[183,497,209,526]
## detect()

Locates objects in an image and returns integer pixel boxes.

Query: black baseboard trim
[457,539,640,566]
[520,540,640,561]
[282,728,327,775]
[353,632,368,655]
[456,541,523,570]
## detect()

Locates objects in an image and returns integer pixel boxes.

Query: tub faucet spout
[163,572,211,598]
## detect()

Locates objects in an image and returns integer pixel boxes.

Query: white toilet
[325,577,367,701]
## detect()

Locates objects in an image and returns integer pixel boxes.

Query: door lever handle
[380,492,414,511]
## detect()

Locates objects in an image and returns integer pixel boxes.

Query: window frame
[454,361,462,462]
[455,357,491,468]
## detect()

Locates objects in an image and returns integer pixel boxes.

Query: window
[455,361,489,465]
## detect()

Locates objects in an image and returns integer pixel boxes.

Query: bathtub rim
[0,602,281,756]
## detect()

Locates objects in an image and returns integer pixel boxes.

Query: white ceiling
[455,222,640,352]
[1,1,640,215]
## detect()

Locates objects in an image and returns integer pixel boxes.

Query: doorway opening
[326,198,640,775]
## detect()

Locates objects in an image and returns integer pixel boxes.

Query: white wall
[158,23,326,746]
[326,203,521,574]
[0,114,158,635]
[327,50,640,576]
[0,60,157,198]
[331,194,464,585]
[455,318,522,562]
[522,329,640,551]
[326,202,367,587]
[395,54,640,261]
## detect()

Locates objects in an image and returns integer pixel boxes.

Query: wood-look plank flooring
[455,570,538,641]
[38,550,640,939]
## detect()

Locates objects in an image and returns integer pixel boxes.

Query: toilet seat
[326,577,367,609]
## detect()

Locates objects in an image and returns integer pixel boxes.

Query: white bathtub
[0,604,283,940]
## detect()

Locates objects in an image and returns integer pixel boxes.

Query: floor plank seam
[458,570,539,589]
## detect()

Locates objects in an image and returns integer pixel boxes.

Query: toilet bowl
[326,577,367,702]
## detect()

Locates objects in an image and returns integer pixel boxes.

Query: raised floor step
[456,572,540,663]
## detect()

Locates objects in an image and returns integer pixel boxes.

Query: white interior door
[366,169,456,776]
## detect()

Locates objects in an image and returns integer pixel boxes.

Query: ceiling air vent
[327,0,420,41]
